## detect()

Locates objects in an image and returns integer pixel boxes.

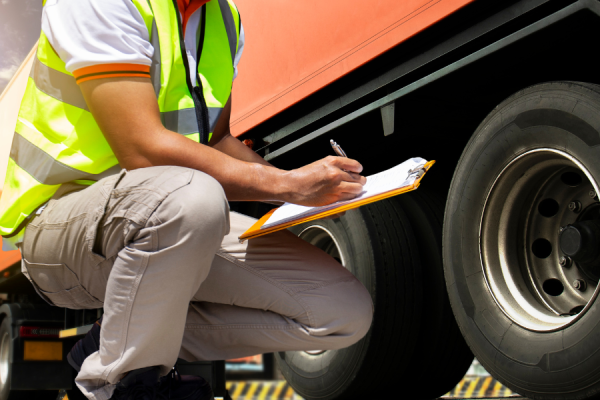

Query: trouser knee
[153,168,230,246]
[307,277,373,349]
[337,279,373,347]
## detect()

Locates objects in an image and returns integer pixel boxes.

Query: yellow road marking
[478,376,493,397]
[272,381,286,398]
[464,377,479,398]
[257,383,271,400]
[231,382,245,399]
[284,386,295,399]
[453,378,466,396]
[245,382,260,398]
[492,380,503,396]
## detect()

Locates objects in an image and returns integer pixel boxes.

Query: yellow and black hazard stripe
[444,376,514,398]
[226,377,515,399]
[226,381,299,399]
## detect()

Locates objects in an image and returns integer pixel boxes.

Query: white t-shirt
[2,0,244,251]
[41,0,244,83]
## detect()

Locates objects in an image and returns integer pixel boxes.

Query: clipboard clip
[407,165,426,180]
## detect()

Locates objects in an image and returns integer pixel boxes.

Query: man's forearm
[133,127,289,202]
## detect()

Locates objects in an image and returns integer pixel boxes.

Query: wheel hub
[559,208,600,282]
[480,148,600,331]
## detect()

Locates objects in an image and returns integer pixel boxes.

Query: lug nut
[569,201,582,213]
[590,191,597,199]
[573,279,587,291]
[559,256,572,268]
[559,226,566,234]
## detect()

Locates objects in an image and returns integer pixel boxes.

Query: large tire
[277,191,472,399]
[0,317,13,400]
[444,81,600,399]
[393,190,473,395]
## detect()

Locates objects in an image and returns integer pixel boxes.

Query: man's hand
[283,156,366,207]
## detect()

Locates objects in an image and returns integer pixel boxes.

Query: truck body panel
[0,243,20,275]
[230,0,474,136]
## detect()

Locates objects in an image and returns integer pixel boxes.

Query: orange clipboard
[239,160,435,242]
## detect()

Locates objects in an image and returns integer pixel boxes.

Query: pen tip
[330,139,335,145]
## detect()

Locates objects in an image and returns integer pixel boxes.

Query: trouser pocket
[22,258,103,309]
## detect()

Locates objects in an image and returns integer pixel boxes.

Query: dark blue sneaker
[160,368,214,400]
[111,367,162,400]
[67,316,103,372]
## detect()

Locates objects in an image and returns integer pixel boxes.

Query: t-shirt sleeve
[41,0,154,84]
[233,22,245,81]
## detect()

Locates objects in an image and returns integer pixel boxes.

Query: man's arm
[79,77,366,205]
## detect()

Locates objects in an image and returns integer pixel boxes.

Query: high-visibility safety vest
[0,0,241,238]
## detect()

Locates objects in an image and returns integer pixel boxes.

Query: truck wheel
[277,192,472,399]
[392,190,473,396]
[444,81,600,399]
[0,316,13,400]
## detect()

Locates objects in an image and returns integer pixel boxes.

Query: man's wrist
[269,168,294,203]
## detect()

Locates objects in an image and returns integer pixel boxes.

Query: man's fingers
[334,157,363,173]
[337,192,362,202]
[342,171,367,185]
[338,181,365,196]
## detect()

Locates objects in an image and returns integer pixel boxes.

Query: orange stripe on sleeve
[76,73,151,84]
[73,64,151,83]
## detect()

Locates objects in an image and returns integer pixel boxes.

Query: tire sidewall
[444,82,600,398]
[0,317,12,400]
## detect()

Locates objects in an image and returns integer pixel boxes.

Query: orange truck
[3,0,600,399]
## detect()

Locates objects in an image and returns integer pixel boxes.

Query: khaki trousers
[20,166,373,400]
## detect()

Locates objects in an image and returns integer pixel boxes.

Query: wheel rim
[0,331,9,386]
[298,225,346,267]
[298,225,345,356]
[480,148,600,332]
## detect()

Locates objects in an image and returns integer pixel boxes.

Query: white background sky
[0,0,42,93]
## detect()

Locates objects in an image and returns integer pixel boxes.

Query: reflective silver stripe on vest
[218,0,238,63]
[10,131,120,185]
[161,107,223,134]
[161,108,197,135]
[29,58,89,111]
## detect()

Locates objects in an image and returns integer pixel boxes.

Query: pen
[330,139,347,158]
